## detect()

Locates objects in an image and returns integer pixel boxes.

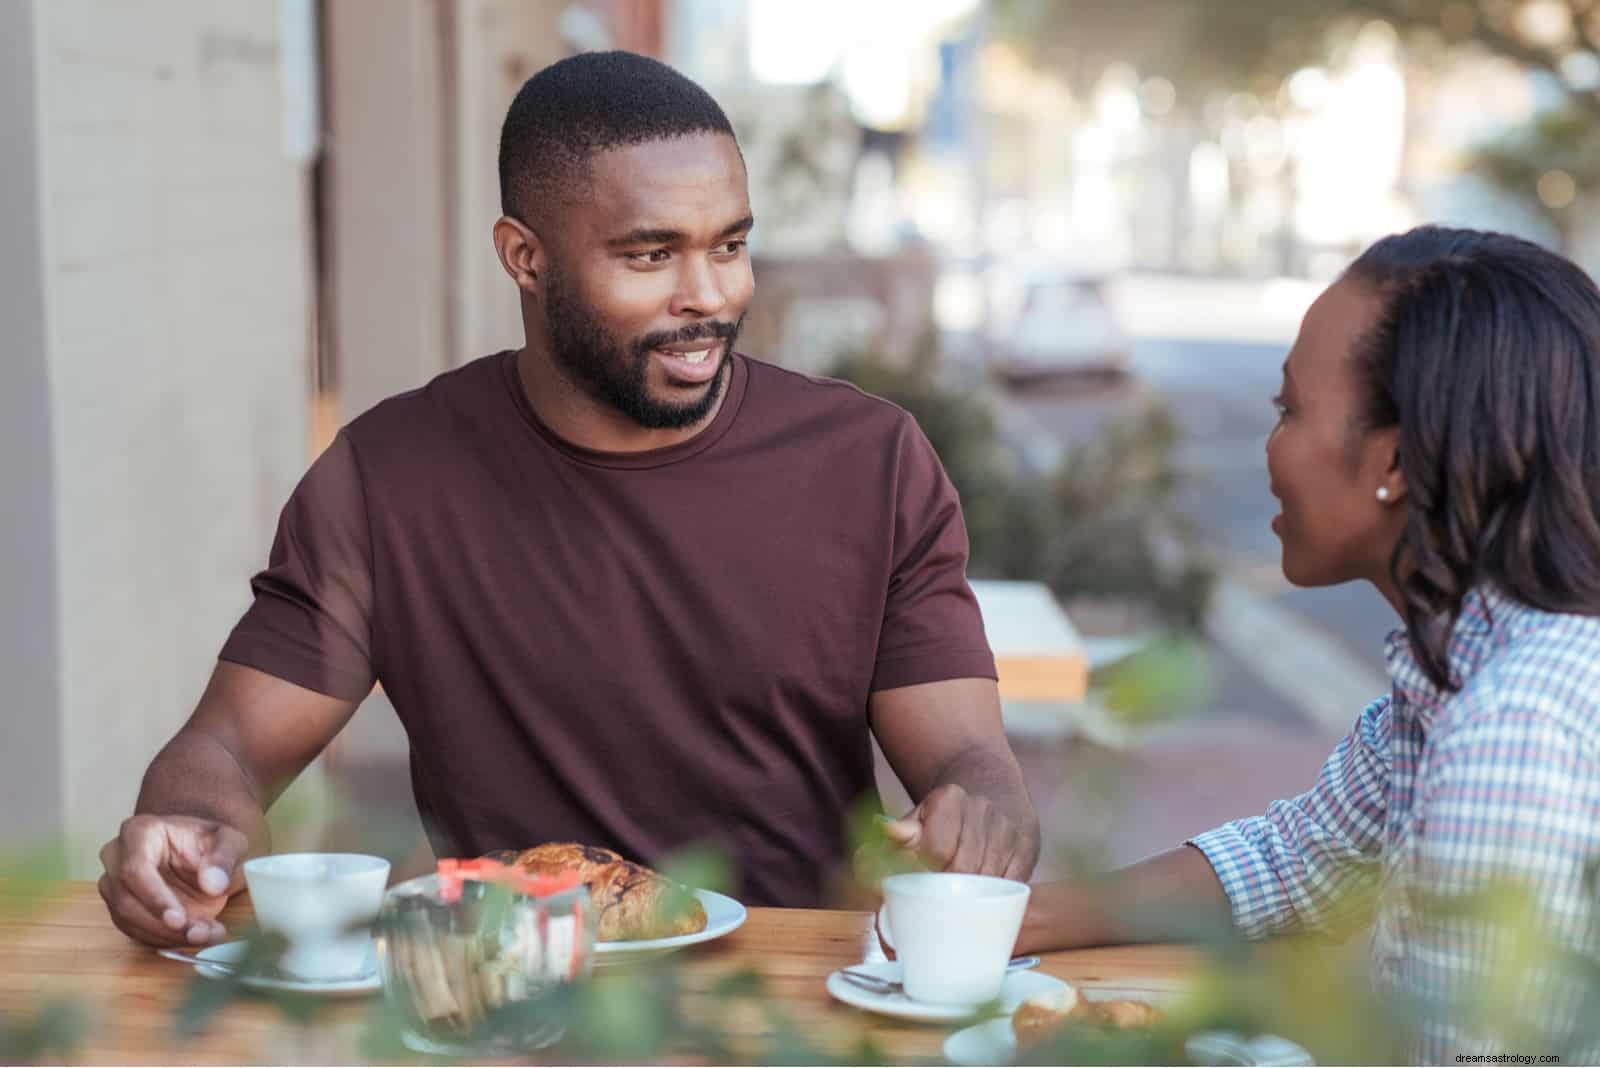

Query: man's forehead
[580,133,749,226]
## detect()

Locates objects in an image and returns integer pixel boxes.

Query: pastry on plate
[1013,985,1164,1052]
[510,842,708,941]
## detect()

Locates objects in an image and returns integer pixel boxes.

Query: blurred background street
[9,0,1600,880]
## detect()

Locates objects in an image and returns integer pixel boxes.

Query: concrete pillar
[3,0,313,874]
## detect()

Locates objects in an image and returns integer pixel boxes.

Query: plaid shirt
[1191,586,1600,1062]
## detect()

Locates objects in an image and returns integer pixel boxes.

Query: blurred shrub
[826,343,1215,631]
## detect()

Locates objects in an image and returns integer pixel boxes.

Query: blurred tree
[994,0,1600,122]
[1470,104,1600,252]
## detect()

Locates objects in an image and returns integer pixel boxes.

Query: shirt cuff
[870,642,999,693]
[218,631,375,702]
[1188,822,1297,941]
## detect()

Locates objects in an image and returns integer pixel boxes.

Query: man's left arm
[869,676,1039,880]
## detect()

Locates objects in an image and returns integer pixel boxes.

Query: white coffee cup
[877,872,1030,1006]
[243,852,390,981]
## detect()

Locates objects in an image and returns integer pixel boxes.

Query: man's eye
[719,239,747,255]
[629,249,671,264]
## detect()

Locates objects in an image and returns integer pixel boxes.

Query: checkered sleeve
[1408,701,1600,1061]
[1188,695,1393,940]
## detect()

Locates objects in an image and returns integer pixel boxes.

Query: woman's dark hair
[1345,225,1600,691]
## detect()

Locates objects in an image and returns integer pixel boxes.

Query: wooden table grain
[0,881,1198,1064]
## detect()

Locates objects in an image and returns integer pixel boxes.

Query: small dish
[942,984,1314,1066]
[178,939,381,997]
[825,959,1070,1023]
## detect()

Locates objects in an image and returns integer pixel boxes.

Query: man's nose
[670,255,728,320]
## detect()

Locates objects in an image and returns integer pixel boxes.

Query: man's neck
[514,347,727,454]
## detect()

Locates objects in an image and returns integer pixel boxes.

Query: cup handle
[875,904,895,952]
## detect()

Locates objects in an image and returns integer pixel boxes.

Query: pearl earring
[1376,487,1391,502]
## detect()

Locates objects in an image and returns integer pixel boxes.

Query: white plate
[182,939,382,997]
[592,888,747,966]
[826,960,1071,1023]
[942,984,1314,1066]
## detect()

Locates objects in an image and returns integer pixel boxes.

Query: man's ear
[492,215,546,294]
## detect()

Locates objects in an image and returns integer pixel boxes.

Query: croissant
[511,842,708,941]
[1014,987,1163,1053]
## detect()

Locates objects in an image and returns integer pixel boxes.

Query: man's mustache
[635,318,742,353]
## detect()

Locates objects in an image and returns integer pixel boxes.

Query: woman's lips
[1271,513,1284,536]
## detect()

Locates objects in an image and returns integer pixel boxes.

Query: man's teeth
[683,349,710,364]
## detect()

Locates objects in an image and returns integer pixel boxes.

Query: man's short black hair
[498,50,738,224]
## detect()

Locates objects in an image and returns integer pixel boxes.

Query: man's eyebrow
[605,216,754,250]
[606,227,684,249]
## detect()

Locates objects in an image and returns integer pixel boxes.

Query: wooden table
[0,882,1197,1064]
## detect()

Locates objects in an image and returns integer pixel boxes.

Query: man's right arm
[99,661,360,947]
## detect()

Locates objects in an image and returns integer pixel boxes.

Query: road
[970,277,1407,867]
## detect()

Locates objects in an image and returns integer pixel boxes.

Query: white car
[996,276,1131,385]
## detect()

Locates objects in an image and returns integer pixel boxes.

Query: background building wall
[0,0,63,847]
[15,0,313,873]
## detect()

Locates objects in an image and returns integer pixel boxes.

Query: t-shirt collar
[500,349,749,470]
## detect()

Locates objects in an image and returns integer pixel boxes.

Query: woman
[1018,226,1600,1060]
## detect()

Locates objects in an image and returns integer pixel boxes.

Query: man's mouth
[650,339,725,382]
[654,338,720,359]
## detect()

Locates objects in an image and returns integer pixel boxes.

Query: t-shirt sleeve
[218,431,377,701]
[870,415,998,692]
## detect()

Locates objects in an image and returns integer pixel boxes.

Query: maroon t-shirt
[220,351,996,906]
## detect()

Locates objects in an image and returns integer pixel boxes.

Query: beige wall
[320,0,572,815]
[322,0,452,419]
[1,0,62,846]
[448,0,569,364]
[15,0,313,873]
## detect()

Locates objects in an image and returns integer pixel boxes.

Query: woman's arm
[1018,844,1230,953]
[1020,693,1397,952]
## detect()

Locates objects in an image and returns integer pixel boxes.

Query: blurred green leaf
[1097,634,1214,723]
[659,842,734,896]
[0,997,91,1063]
[571,969,673,1060]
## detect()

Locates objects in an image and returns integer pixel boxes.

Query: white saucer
[825,960,1070,1023]
[942,983,1314,1066]
[185,940,382,997]
[592,889,747,967]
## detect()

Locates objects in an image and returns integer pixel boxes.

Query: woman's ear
[1375,432,1407,507]
[492,215,545,294]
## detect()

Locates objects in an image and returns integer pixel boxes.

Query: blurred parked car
[994,275,1131,386]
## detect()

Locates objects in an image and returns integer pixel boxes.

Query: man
[99,51,1037,948]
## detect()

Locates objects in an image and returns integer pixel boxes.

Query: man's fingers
[979,808,1019,878]
[117,837,188,928]
[168,822,247,897]
[882,815,921,848]
[917,805,962,869]
[946,805,988,874]
[100,873,185,947]
[1002,842,1031,882]
[199,825,250,894]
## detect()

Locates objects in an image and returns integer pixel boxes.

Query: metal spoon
[158,948,239,973]
[839,955,1040,995]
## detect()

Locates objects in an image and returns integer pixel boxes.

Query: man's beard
[544,267,742,430]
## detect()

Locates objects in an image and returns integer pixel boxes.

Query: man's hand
[883,783,1036,881]
[98,814,249,947]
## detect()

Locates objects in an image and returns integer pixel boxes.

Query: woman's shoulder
[1451,604,1600,747]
